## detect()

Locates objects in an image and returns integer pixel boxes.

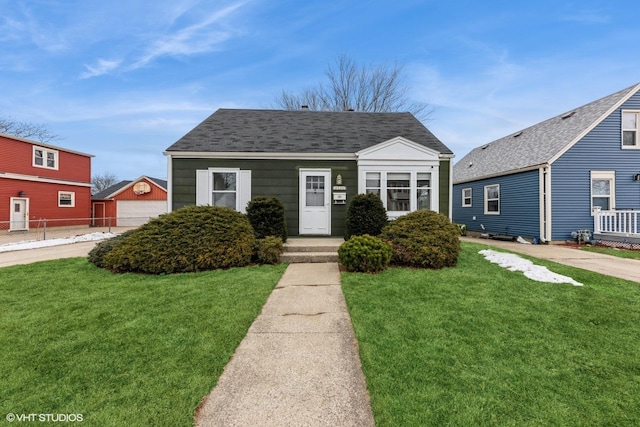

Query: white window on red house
[33,146,59,169]
[58,191,75,207]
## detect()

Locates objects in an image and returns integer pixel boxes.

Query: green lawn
[580,245,640,260]
[342,241,640,426]
[0,258,286,427]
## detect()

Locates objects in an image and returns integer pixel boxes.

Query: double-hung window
[484,184,500,214]
[196,168,251,212]
[622,111,640,148]
[211,171,237,209]
[462,188,472,207]
[590,171,615,213]
[365,172,381,195]
[386,173,411,212]
[33,146,58,169]
[58,191,75,207]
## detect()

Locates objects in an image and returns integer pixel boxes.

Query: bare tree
[0,114,60,143]
[92,172,119,195]
[274,54,431,120]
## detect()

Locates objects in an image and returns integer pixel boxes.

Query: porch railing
[593,209,639,236]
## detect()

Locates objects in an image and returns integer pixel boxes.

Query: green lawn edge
[0,258,287,427]
[342,241,640,426]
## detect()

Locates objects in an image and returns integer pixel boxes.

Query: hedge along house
[164,109,454,237]
[452,82,640,246]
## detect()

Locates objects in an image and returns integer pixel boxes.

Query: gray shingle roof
[93,180,131,199]
[92,176,167,199]
[453,83,640,183]
[165,109,452,155]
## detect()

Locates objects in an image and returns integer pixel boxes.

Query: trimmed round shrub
[254,236,283,265]
[338,234,392,273]
[87,230,135,268]
[380,210,461,269]
[345,193,388,240]
[246,196,287,242]
[101,206,254,274]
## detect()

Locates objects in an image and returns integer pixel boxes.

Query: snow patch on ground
[0,232,116,253]
[479,249,583,287]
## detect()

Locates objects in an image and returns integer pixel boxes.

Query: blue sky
[1,0,639,181]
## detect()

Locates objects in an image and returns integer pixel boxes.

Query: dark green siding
[172,158,357,237]
[438,159,451,216]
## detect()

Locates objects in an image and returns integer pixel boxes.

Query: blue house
[453,83,640,246]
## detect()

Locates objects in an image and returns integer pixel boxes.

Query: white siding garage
[117,200,167,226]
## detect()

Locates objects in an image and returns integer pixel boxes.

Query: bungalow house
[452,82,640,246]
[0,133,93,232]
[164,109,454,237]
[92,176,167,227]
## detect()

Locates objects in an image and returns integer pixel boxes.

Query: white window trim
[484,184,500,215]
[195,168,251,213]
[462,187,472,207]
[358,166,438,219]
[622,110,640,149]
[58,191,75,207]
[33,146,59,170]
[590,171,615,215]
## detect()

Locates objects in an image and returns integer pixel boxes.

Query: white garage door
[117,200,167,227]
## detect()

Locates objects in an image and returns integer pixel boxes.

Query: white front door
[299,169,331,235]
[10,198,28,231]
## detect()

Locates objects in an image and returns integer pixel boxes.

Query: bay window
[360,170,435,217]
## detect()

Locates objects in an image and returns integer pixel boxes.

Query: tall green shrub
[380,210,461,269]
[101,206,254,274]
[246,196,287,242]
[345,193,388,239]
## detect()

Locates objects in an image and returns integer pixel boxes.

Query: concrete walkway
[461,236,640,283]
[195,263,375,427]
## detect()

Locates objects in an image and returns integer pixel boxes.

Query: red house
[92,176,167,227]
[0,133,93,232]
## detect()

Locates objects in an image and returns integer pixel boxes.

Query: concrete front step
[282,238,343,263]
[281,252,338,263]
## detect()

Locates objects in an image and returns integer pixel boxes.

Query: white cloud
[80,58,122,79]
[130,2,248,70]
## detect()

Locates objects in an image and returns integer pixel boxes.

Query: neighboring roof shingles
[453,83,640,183]
[93,180,131,199]
[92,176,167,199]
[165,109,452,155]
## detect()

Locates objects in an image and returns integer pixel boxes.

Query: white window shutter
[239,170,252,213]
[195,170,209,205]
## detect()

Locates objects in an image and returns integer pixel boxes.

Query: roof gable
[165,109,452,156]
[453,83,640,183]
[357,136,441,161]
[0,132,94,158]
[93,176,167,199]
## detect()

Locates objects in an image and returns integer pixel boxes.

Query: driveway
[461,236,640,283]
[0,241,99,268]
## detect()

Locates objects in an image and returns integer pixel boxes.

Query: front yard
[342,241,640,426]
[0,259,285,426]
[2,242,639,426]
